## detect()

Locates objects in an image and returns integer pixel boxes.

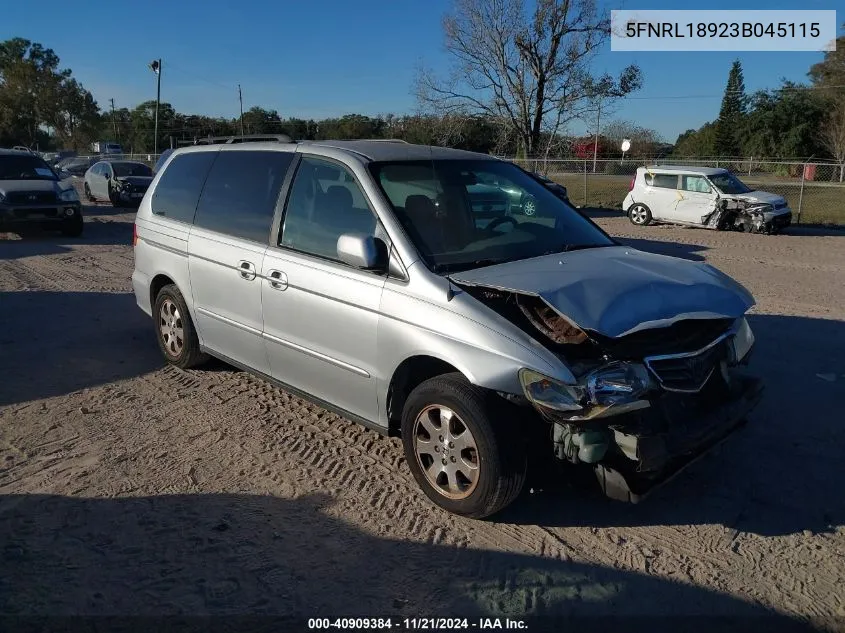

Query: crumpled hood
[732,190,785,206]
[0,179,58,195]
[115,176,153,188]
[451,246,755,338]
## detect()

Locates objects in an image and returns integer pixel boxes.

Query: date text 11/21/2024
[307,617,528,630]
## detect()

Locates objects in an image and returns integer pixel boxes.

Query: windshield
[709,172,752,195]
[370,159,615,273]
[0,155,57,181]
[112,162,152,177]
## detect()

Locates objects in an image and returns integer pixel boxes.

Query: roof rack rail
[189,134,295,146]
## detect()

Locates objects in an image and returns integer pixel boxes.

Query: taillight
[628,177,635,191]
[132,223,138,246]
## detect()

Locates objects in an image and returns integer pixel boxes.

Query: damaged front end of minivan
[453,255,764,503]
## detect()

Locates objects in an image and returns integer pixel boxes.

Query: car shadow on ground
[0,207,134,259]
[503,314,845,538]
[0,492,816,631]
[0,291,162,407]
[579,206,624,219]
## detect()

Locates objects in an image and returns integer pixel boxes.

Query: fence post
[583,160,588,208]
[748,156,752,176]
[797,163,806,225]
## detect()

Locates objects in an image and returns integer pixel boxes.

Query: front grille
[5,191,57,205]
[645,339,729,392]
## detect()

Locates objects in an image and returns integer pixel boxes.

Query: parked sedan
[84,160,154,207]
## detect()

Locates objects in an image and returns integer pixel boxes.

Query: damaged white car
[623,165,793,234]
[134,141,763,519]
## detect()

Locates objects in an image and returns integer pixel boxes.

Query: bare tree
[820,101,845,182]
[416,0,641,157]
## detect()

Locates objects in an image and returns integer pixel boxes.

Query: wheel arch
[386,355,468,436]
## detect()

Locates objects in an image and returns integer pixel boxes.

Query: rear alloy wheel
[629,203,652,226]
[153,284,208,369]
[401,373,526,518]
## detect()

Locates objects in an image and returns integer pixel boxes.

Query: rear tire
[153,284,209,369]
[628,203,652,226]
[401,373,527,518]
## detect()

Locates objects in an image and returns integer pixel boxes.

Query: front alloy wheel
[413,405,480,500]
[401,373,526,518]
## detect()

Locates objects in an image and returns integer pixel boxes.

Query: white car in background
[622,166,793,234]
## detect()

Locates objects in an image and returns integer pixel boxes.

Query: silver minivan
[133,140,762,518]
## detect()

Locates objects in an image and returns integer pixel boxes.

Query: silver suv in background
[133,140,762,518]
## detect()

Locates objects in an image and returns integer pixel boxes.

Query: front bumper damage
[587,374,763,502]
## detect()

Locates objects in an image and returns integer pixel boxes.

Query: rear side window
[193,150,294,243]
[645,173,678,189]
[151,152,217,223]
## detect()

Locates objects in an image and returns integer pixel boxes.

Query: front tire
[108,184,120,207]
[628,203,652,226]
[401,373,527,518]
[83,182,95,202]
[153,284,209,369]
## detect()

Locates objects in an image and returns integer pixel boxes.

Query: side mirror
[336,233,387,270]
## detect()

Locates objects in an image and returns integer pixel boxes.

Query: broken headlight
[519,369,586,413]
[520,361,654,419]
[728,317,754,364]
[584,362,653,405]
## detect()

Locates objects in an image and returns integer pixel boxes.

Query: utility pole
[238,84,245,139]
[109,98,117,139]
[149,59,162,155]
[592,98,601,174]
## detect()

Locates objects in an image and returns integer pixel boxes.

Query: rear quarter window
[151,152,218,223]
[192,150,294,243]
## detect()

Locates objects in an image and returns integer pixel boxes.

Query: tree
[740,85,825,159]
[808,25,845,99]
[673,122,717,157]
[241,106,282,134]
[601,119,663,159]
[416,0,641,158]
[0,38,100,150]
[820,102,845,182]
[714,60,746,156]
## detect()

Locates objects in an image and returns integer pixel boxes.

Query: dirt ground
[1,194,844,630]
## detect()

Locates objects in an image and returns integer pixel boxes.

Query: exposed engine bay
[703,197,792,234]
[456,281,764,503]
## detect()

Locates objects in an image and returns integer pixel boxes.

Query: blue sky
[2,0,840,142]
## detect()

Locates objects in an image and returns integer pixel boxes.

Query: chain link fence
[507,158,845,225]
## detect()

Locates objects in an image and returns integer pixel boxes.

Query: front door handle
[238,260,257,281]
[267,269,288,291]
